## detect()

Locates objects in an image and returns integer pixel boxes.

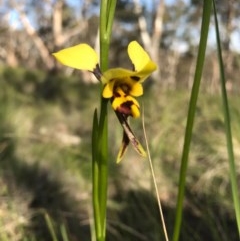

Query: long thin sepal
[117,130,130,163]
[115,111,146,162]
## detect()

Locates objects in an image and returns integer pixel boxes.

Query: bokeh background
[0,0,240,240]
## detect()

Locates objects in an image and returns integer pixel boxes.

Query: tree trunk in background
[21,14,54,70]
[10,0,88,70]
[52,0,88,50]
[12,2,54,70]
[6,30,19,67]
[53,0,64,49]
[6,48,19,67]
[134,0,165,80]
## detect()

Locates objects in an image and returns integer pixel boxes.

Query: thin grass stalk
[142,107,169,241]
[212,0,240,235]
[172,1,212,241]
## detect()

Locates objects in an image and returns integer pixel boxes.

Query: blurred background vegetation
[0,0,239,240]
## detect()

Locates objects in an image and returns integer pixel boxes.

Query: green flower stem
[100,0,116,72]
[92,1,116,241]
[92,110,101,239]
[97,98,108,240]
[172,1,212,241]
[213,0,240,236]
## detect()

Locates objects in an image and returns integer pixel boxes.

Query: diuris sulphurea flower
[53,41,157,162]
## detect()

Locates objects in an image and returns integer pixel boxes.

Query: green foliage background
[0,66,239,240]
[0,1,240,240]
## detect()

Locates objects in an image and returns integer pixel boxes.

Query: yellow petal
[103,67,154,85]
[111,95,140,118]
[103,68,136,82]
[127,41,150,71]
[127,95,140,108]
[102,80,115,98]
[136,61,157,78]
[53,44,98,71]
[102,69,143,96]
[130,82,143,96]
[111,96,124,110]
[127,95,140,118]
[131,104,140,118]
[128,41,157,82]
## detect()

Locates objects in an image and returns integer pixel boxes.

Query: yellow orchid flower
[53,41,157,162]
[53,41,156,117]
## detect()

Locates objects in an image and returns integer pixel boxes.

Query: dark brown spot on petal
[116,100,137,117]
[130,76,140,81]
[114,92,121,97]
[120,83,130,93]
[113,82,130,96]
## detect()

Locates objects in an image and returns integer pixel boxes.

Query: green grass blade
[212,0,240,236]
[44,213,58,241]
[172,1,212,241]
[60,223,70,241]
